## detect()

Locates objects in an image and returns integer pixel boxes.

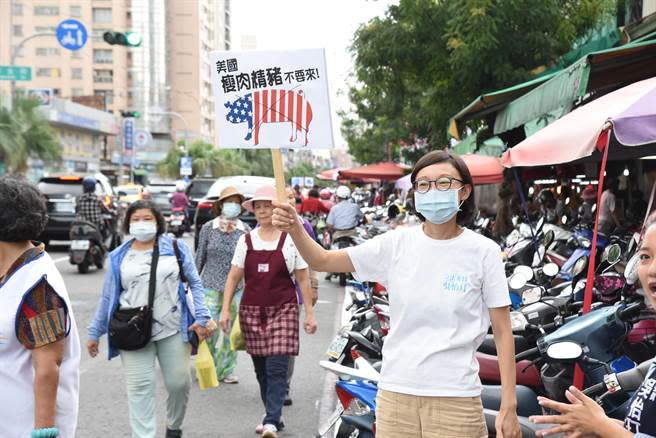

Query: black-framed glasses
[413,176,465,194]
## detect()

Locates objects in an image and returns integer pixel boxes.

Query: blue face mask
[414,188,463,225]
[222,202,241,219]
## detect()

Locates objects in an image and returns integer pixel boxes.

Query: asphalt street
[48,235,342,438]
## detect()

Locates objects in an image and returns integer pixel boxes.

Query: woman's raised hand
[272,201,299,232]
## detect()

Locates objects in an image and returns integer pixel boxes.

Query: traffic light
[103,31,142,47]
[120,110,140,118]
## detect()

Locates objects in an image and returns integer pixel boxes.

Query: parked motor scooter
[69,220,107,274]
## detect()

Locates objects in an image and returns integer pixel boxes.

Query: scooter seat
[477,352,542,388]
[478,334,530,356]
[484,409,553,438]
[482,385,541,417]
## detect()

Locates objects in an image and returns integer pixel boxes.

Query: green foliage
[344,0,614,163]
[157,140,274,178]
[285,161,317,181]
[0,97,61,173]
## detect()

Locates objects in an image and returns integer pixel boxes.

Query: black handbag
[108,241,159,350]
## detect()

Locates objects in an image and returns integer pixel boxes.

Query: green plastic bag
[230,314,246,351]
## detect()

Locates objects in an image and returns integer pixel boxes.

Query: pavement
[47,235,342,438]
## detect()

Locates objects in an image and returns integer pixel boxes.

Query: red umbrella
[338,162,407,181]
[459,154,505,185]
[316,168,344,181]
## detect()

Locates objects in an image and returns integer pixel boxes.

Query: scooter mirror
[572,255,589,277]
[546,341,583,360]
[625,254,640,285]
[522,287,542,305]
[543,263,560,277]
[605,244,622,265]
[542,230,555,249]
[561,215,568,225]
[514,265,534,282]
[508,273,528,291]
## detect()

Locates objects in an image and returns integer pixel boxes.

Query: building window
[36,47,60,56]
[72,50,83,59]
[12,3,23,15]
[36,68,61,77]
[92,8,112,24]
[71,68,83,79]
[34,6,59,16]
[95,90,114,105]
[71,88,84,97]
[35,26,56,33]
[13,25,23,37]
[93,69,113,83]
[70,5,82,17]
[93,49,113,64]
[92,28,110,42]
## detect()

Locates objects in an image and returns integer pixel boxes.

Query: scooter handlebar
[618,302,643,321]
[515,347,540,362]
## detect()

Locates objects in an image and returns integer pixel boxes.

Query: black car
[193,176,275,249]
[37,175,115,245]
[145,183,177,216]
[186,178,215,225]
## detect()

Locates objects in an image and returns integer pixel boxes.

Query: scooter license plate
[317,405,344,436]
[71,240,90,250]
[326,335,349,360]
[171,220,182,226]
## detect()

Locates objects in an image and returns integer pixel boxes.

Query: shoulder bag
[108,241,159,350]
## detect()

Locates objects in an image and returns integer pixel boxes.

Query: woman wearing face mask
[220,185,317,438]
[195,186,248,384]
[87,200,216,438]
[528,217,656,438]
[272,150,520,438]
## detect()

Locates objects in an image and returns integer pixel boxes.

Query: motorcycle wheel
[95,257,104,269]
[175,229,184,238]
[339,273,347,287]
[336,423,359,438]
[77,262,89,274]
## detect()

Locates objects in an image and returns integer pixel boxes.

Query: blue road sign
[180,156,193,176]
[123,118,135,151]
[56,19,88,51]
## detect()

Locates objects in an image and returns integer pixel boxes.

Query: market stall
[338,162,409,181]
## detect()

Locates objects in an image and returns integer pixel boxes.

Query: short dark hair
[122,200,166,235]
[0,176,49,242]
[308,188,320,198]
[409,150,476,225]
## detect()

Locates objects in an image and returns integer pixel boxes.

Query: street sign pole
[7,32,54,111]
[123,117,135,183]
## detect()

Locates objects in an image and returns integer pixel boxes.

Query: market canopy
[451,134,505,157]
[494,40,656,135]
[394,154,504,187]
[502,76,656,168]
[316,168,345,181]
[338,162,409,181]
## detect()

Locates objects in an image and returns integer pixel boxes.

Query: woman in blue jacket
[87,200,215,438]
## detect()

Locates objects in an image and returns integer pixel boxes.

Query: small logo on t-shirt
[442,273,469,293]
[258,263,270,273]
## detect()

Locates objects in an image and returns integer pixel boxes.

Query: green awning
[493,39,656,135]
[133,168,148,176]
[452,134,505,157]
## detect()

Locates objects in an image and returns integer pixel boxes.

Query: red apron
[240,231,300,356]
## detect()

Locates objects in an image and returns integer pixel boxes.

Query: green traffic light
[125,32,142,47]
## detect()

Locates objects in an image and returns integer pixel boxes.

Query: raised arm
[272,201,354,273]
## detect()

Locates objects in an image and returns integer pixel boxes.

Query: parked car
[144,182,177,216]
[37,174,115,245]
[186,178,215,226]
[193,176,275,249]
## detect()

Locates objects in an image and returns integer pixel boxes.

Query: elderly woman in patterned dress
[195,186,248,384]
[220,185,317,438]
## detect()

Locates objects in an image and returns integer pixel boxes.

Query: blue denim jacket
[87,235,211,360]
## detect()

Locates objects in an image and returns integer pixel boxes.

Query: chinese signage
[0,65,31,81]
[210,49,334,150]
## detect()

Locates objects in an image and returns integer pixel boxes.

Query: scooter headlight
[343,398,371,416]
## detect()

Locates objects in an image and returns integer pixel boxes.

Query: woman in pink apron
[221,185,317,438]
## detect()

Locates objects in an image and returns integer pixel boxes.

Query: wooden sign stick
[271,149,287,202]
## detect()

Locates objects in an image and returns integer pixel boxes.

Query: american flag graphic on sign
[224,89,313,146]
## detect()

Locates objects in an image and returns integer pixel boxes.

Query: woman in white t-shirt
[272,151,520,438]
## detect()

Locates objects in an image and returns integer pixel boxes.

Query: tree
[343,0,613,164]
[0,96,61,173]
[157,140,275,178]
[285,161,317,181]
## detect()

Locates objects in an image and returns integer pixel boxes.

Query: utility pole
[8,33,55,110]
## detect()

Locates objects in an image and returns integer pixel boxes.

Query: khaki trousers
[375,389,488,438]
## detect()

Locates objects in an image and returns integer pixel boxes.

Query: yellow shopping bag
[230,314,246,351]
[195,341,219,390]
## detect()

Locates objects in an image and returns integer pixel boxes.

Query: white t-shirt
[232,229,309,273]
[599,190,616,223]
[347,226,510,397]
